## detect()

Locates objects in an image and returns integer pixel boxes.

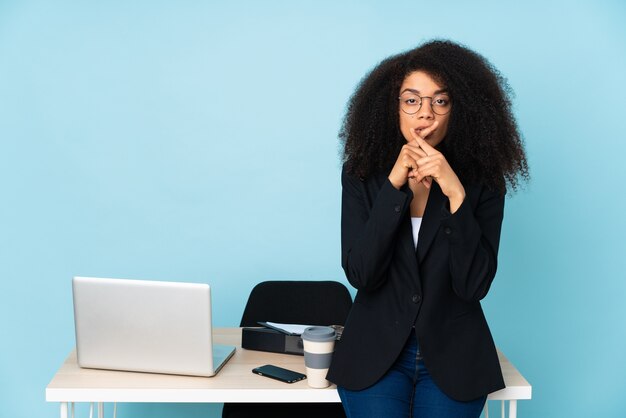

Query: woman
[326,40,529,418]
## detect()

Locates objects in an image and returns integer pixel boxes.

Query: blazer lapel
[417,183,446,263]
[399,214,420,269]
[396,184,421,280]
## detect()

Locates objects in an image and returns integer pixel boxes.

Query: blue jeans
[337,330,486,418]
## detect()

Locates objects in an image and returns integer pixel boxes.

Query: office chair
[222,280,352,418]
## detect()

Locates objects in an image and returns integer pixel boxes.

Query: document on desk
[258,322,313,335]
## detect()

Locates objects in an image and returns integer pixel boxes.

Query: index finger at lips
[409,126,423,143]
[412,135,431,156]
[414,122,439,155]
[420,120,439,138]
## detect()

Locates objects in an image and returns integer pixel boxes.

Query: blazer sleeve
[341,167,410,292]
[439,186,505,302]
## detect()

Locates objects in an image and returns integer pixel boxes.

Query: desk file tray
[241,327,304,355]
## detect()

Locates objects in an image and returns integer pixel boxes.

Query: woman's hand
[409,129,466,213]
[388,122,439,190]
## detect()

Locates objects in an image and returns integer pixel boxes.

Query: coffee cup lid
[302,326,336,342]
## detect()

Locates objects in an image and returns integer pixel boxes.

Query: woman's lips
[415,126,434,137]
[416,129,433,139]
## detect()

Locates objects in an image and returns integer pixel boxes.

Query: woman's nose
[416,98,434,119]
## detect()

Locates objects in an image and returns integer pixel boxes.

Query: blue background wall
[1,1,625,417]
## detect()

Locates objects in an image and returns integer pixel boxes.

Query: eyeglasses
[398,92,452,115]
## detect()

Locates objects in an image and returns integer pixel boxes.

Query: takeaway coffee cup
[301,326,336,388]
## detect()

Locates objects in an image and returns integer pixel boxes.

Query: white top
[411,217,422,249]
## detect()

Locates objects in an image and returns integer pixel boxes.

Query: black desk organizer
[241,325,344,356]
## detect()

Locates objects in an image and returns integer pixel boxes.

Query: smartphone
[252,364,307,383]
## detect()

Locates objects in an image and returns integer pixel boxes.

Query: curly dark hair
[340,39,529,195]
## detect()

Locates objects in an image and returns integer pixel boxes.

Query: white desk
[46,328,531,418]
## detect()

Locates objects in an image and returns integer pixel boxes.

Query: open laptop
[72,276,235,377]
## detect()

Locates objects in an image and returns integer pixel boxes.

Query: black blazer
[327,166,506,402]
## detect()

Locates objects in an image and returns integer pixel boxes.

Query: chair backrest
[239,281,353,327]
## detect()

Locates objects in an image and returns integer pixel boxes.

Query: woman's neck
[409,180,430,217]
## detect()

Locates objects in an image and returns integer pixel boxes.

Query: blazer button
[412,294,421,303]
[394,205,401,213]
[444,227,452,235]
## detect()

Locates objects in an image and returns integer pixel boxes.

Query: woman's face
[398,71,451,148]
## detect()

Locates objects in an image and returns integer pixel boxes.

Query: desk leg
[60,402,68,418]
[98,402,104,418]
[483,400,518,418]
[509,400,517,418]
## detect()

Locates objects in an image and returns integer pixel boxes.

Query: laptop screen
[72,276,234,377]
